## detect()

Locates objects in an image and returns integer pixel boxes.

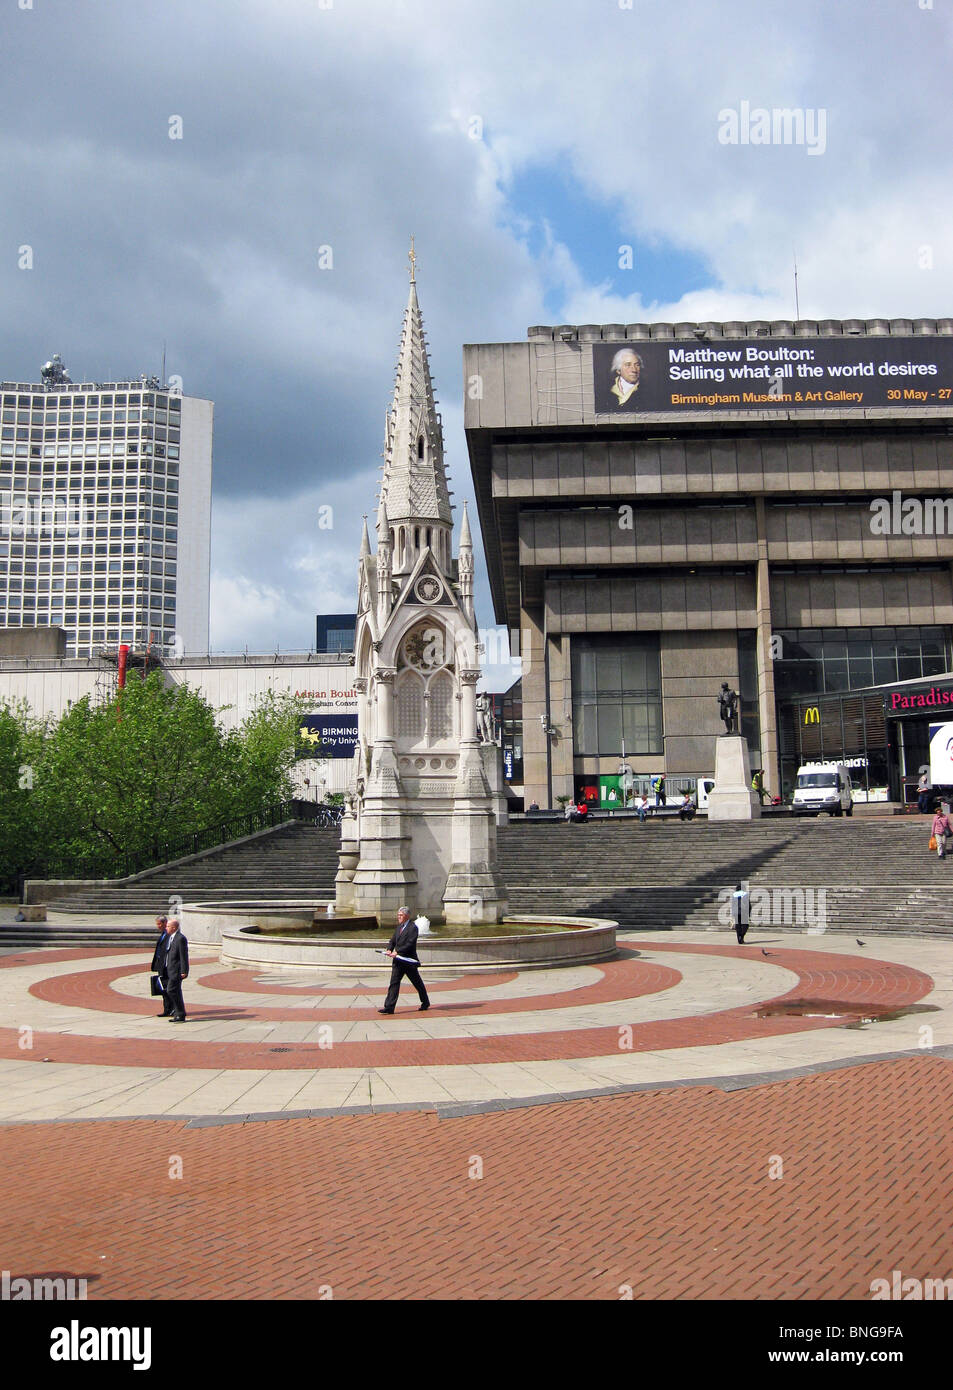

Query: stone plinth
[707,734,761,821]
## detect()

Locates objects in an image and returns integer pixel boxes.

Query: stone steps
[17,814,953,945]
[0,926,157,949]
[39,823,341,917]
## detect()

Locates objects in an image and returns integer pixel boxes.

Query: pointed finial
[460,498,473,548]
[377,492,390,536]
[408,236,416,284]
[359,514,371,558]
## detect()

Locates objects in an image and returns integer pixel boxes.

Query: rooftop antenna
[161,340,167,387]
[793,250,800,321]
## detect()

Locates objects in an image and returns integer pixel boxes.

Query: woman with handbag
[930,808,951,859]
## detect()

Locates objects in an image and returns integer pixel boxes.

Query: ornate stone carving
[414,575,443,603]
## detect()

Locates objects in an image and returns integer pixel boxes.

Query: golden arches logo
[804,707,820,725]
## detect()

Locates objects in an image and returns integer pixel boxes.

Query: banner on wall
[593,337,953,415]
[929,722,953,786]
[298,714,359,759]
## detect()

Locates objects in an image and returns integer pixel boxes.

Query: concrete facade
[464,318,953,807]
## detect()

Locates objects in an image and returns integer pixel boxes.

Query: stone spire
[380,251,453,576]
[458,499,474,621]
[336,256,507,929]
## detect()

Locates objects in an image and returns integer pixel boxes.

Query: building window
[571,634,662,756]
[774,626,953,698]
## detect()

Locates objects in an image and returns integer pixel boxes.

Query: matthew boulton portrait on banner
[607,347,643,409]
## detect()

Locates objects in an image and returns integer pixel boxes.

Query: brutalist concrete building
[464,318,953,807]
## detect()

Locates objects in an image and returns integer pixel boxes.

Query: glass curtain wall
[571,635,662,756]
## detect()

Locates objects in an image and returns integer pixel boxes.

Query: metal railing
[29,799,327,885]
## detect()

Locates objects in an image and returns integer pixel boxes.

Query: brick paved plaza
[1,927,952,1304]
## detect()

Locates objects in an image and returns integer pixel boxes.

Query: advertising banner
[599,775,626,809]
[929,722,953,786]
[593,337,953,415]
[298,714,359,759]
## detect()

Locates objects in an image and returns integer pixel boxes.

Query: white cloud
[3,0,952,659]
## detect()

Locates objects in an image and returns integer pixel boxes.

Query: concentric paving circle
[0,940,934,1076]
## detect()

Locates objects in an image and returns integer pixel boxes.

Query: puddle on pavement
[752,999,940,1029]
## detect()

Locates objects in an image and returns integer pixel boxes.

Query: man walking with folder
[378,905,430,1014]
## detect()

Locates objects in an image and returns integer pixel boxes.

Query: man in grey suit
[159,916,190,1022]
[378,906,430,1014]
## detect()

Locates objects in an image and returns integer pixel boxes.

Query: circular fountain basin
[181,900,617,971]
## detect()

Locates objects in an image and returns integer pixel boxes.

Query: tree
[28,674,306,873]
[32,673,236,868]
[0,700,45,891]
[227,689,305,811]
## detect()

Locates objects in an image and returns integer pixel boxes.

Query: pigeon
[761,948,771,957]
[856,938,866,946]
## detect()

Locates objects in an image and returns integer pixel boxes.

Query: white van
[696,777,715,812]
[792,763,854,817]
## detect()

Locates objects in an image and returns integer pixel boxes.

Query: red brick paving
[0,945,934,1070]
[25,951,680,1020]
[2,1056,951,1299]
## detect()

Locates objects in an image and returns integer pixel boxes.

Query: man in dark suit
[378,906,430,1014]
[151,915,172,1016]
[732,881,751,945]
[159,916,190,1022]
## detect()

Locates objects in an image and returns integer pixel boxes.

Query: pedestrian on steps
[932,806,952,859]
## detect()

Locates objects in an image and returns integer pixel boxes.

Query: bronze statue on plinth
[718,682,739,735]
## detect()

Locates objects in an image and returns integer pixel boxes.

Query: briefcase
[150,975,164,997]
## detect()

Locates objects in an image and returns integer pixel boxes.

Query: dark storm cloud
[0,0,534,500]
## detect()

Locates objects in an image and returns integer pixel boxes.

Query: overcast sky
[2,0,951,687]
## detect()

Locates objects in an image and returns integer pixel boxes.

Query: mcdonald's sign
[804,707,820,725]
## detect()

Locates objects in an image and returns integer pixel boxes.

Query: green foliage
[1,674,309,882]
[229,688,304,809]
[0,700,45,888]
